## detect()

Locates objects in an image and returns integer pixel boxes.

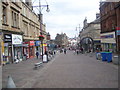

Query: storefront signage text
[101,34,114,39]
[4,34,12,42]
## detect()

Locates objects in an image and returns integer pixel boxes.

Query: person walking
[76,50,79,55]
[80,47,83,54]
[36,51,39,59]
[64,48,67,54]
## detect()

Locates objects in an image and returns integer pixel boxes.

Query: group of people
[36,50,56,59]
[60,48,67,54]
[74,47,84,55]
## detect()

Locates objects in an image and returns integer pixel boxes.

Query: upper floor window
[2,6,7,24]
[11,10,19,28]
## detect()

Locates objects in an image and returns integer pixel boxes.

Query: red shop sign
[29,41,35,46]
[116,27,120,30]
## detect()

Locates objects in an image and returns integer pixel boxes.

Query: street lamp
[33,0,50,61]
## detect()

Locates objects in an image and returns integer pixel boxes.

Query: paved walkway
[2,56,45,88]
[2,51,118,88]
[31,51,118,88]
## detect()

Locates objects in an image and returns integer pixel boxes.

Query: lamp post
[33,0,50,61]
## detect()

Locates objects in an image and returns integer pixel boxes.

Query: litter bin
[101,52,107,61]
[113,55,119,65]
[106,52,112,62]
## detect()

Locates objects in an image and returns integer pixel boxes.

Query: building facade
[100,2,120,53]
[1,0,47,65]
[0,0,2,65]
[55,33,69,48]
[80,14,101,52]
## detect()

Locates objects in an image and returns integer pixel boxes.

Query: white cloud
[33,0,100,39]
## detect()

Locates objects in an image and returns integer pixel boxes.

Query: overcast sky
[33,0,100,39]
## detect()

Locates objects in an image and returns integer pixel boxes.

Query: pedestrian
[76,49,79,55]
[36,51,39,59]
[64,48,67,54]
[45,51,48,60]
[73,49,76,55]
[80,47,83,54]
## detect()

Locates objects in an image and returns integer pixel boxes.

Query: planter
[39,35,44,40]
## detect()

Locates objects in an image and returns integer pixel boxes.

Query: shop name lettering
[5,35,11,39]
[101,34,114,38]
[5,39,11,41]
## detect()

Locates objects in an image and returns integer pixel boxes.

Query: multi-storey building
[0,0,47,65]
[0,1,2,65]
[100,2,120,53]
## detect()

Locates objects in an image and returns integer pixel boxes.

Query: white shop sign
[12,34,23,44]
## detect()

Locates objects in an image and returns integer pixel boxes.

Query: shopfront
[29,41,35,58]
[3,34,12,64]
[116,27,120,52]
[101,32,116,52]
[12,34,23,62]
[35,41,41,56]
[23,42,29,59]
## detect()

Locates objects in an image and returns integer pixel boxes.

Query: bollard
[6,76,16,88]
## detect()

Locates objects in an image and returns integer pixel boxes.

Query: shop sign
[101,34,114,39]
[40,43,47,47]
[12,34,23,44]
[4,34,12,42]
[116,30,120,35]
[29,41,35,46]
[116,27,120,35]
[4,43,8,46]
[35,41,41,46]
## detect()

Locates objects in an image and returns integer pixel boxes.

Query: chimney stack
[25,0,33,10]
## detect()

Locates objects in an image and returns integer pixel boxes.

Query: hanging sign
[29,41,35,46]
[12,34,23,44]
[4,34,12,42]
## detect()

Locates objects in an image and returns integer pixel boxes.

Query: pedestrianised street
[2,51,118,88]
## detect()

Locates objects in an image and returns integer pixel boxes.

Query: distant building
[68,38,78,49]
[100,2,120,52]
[80,13,101,52]
[55,33,69,48]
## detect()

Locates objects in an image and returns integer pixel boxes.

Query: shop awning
[14,44,29,47]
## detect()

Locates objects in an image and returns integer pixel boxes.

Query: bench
[34,62,43,69]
